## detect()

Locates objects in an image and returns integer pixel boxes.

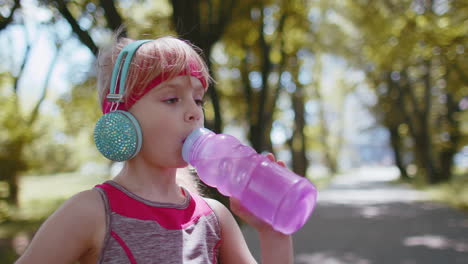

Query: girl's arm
[207,198,293,264]
[206,199,257,263]
[208,153,294,264]
[230,198,293,264]
[15,189,104,264]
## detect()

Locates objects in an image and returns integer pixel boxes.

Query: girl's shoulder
[201,197,232,224]
[66,188,105,215]
[52,188,106,236]
[200,197,258,263]
[15,189,106,263]
[49,188,106,245]
[50,187,103,213]
[202,197,225,211]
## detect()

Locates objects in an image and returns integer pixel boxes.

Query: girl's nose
[184,104,202,122]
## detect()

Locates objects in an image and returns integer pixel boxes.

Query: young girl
[15,36,293,264]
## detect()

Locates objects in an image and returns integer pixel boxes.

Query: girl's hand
[226,153,293,264]
[229,153,286,234]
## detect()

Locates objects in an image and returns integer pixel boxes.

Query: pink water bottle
[182,128,317,234]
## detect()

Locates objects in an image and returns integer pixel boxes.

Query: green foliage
[0,71,80,176]
[422,170,468,210]
[56,77,101,137]
[0,171,107,262]
[2,0,463,191]
[24,119,80,175]
[325,0,468,183]
[0,76,30,178]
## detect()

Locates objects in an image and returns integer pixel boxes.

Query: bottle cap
[182,127,213,163]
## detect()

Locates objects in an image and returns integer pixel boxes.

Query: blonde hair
[97,35,211,108]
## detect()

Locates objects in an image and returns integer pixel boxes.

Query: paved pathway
[241,166,468,264]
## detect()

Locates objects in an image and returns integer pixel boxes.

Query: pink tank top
[94,181,221,263]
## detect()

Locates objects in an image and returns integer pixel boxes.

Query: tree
[171,0,238,133]
[288,56,309,176]
[0,23,62,205]
[42,0,233,134]
[222,0,306,154]
[326,0,468,183]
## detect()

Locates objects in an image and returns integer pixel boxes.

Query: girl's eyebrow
[156,82,204,94]
[156,84,177,93]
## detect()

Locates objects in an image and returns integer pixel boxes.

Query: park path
[241,166,468,264]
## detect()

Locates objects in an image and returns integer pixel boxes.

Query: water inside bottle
[240,158,301,226]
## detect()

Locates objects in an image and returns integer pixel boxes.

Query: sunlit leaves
[325,0,468,182]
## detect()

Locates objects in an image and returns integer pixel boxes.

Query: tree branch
[55,0,98,56]
[13,27,32,94]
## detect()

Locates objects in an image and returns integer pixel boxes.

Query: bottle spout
[182,127,213,163]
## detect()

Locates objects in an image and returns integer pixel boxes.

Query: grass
[15,172,108,220]
[397,169,468,211]
[0,172,107,263]
[421,176,468,211]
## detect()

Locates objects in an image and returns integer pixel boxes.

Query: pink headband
[102,69,207,114]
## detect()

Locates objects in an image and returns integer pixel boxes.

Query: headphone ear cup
[94,110,142,162]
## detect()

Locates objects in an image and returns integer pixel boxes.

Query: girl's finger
[264,152,275,162]
[277,160,286,167]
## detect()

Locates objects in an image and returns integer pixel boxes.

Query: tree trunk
[420,60,442,183]
[171,0,236,133]
[314,84,337,175]
[250,7,273,153]
[290,89,308,176]
[389,126,410,181]
[99,0,126,35]
[6,172,19,207]
[2,141,26,207]
[396,69,441,184]
[203,52,223,133]
[438,93,460,182]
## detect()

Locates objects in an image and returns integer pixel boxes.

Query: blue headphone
[94,40,151,162]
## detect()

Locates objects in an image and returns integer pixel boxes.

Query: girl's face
[129,75,205,168]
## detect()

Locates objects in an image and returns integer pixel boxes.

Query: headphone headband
[108,40,152,102]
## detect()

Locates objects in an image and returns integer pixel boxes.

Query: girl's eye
[164,98,179,104]
[195,99,205,107]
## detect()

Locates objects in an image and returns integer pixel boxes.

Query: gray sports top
[94,181,221,263]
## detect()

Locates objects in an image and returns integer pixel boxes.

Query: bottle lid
[182,127,213,163]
